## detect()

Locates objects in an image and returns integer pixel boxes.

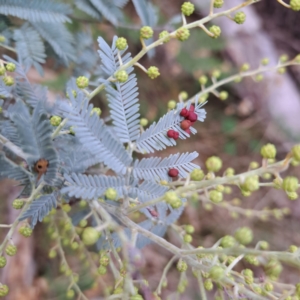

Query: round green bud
[115,37,127,50]
[225,167,235,176]
[292,144,300,162]
[50,116,62,126]
[295,54,300,63]
[260,143,276,159]
[66,289,75,299]
[177,283,185,294]
[76,76,89,89]
[190,169,204,181]
[140,26,153,39]
[159,30,170,43]
[199,75,208,85]
[48,249,57,258]
[79,219,87,228]
[206,156,222,172]
[184,225,195,234]
[204,279,213,291]
[179,91,188,100]
[164,191,178,203]
[221,235,236,248]
[181,2,195,16]
[249,161,259,169]
[0,35,6,43]
[105,188,118,200]
[216,185,224,192]
[259,241,269,250]
[62,204,71,213]
[177,259,188,272]
[3,76,14,86]
[5,63,16,72]
[0,66,5,76]
[278,67,286,74]
[261,58,269,65]
[264,259,282,278]
[140,118,148,127]
[170,198,183,209]
[242,269,253,277]
[255,74,263,81]
[234,227,253,245]
[19,226,33,237]
[113,287,123,294]
[241,176,259,192]
[99,254,110,266]
[253,287,262,294]
[0,257,6,268]
[0,284,9,297]
[183,234,193,243]
[283,176,299,192]
[167,100,177,109]
[79,200,87,208]
[81,227,100,246]
[214,0,224,8]
[287,191,298,200]
[219,91,228,101]
[240,63,250,72]
[5,244,17,256]
[115,70,128,83]
[288,245,298,253]
[234,76,242,83]
[147,66,160,79]
[91,107,102,116]
[212,69,221,78]
[176,27,190,41]
[209,25,221,38]
[264,282,273,292]
[209,190,223,203]
[234,11,246,24]
[71,242,79,250]
[209,266,224,281]
[12,199,24,209]
[244,255,259,265]
[98,265,107,275]
[279,54,289,63]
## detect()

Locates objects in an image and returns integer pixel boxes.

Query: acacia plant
[1,0,300,299]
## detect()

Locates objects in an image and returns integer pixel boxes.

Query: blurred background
[1,0,300,299]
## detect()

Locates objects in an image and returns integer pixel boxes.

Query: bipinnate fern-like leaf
[0,153,32,187]
[54,135,101,173]
[31,22,76,65]
[136,100,206,153]
[0,80,12,98]
[89,0,124,26]
[97,36,132,77]
[19,192,58,228]
[133,151,199,181]
[61,173,125,200]
[32,106,59,185]
[0,0,72,23]
[74,0,102,20]
[58,91,132,174]
[98,36,140,142]
[6,101,59,184]
[132,0,158,58]
[13,23,46,75]
[3,56,49,110]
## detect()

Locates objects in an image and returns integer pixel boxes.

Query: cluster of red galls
[167,105,197,140]
[166,105,198,178]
